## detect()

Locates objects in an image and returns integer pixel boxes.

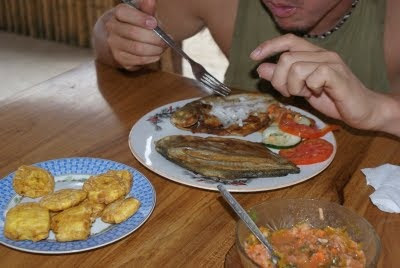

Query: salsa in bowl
[236,199,380,268]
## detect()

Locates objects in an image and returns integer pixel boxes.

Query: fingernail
[250,48,261,58]
[145,17,157,28]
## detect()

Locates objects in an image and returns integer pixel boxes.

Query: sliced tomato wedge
[279,139,334,165]
[279,112,339,139]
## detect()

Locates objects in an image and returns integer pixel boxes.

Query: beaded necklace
[303,0,359,39]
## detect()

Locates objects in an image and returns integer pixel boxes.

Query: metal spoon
[217,184,280,265]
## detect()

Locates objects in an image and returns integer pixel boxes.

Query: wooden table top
[0,62,399,267]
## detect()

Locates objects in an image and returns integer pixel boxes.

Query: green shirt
[225,0,390,93]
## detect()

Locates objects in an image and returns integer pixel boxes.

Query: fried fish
[171,93,278,136]
[155,135,300,180]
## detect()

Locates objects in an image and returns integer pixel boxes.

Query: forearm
[370,92,400,137]
[92,9,121,68]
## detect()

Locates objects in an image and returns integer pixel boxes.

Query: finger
[107,18,166,47]
[287,62,320,97]
[250,33,324,60]
[270,51,344,93]
[109,34,165,56]
[257,63,292,97]
[114,3,157,29]
[113,50,160,69]
[305,63,347,99]
[140,0,157,16]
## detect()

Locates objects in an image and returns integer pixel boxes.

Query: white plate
[0,157,156,254]
[129,98,336,192]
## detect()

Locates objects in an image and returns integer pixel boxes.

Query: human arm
[250,34,400,137]
[92,0,207,70]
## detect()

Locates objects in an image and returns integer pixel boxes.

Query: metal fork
[121,0,231,96]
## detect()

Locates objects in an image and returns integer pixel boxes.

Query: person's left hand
[250,34,378,130]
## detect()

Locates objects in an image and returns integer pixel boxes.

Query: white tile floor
[182,28,229,82]
[0,29,227,101]
[0,31,93,100]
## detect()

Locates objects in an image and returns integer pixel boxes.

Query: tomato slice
[279,139,334,165]
[279,112,338,139]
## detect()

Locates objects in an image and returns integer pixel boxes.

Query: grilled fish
[155,135,300,180]
[171,93,278,136]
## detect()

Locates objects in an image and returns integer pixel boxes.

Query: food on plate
[262,125,302,149]
[80,199,106,220]
[101,197,141,224]
[262,104,337,164]
[244,223,366,268]
[105,169,133,194]
[171,93,278,136]
[39,188,87,211]
[4,202,50,241]
[279,138,334,165]
[4,166,140,242]
[13,165,55,198]
[155,135,300,180]
[83,174,128,204]
[51,204,92,242]
[268,104,339,139]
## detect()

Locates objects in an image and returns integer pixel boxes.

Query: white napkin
[361,164,400,213]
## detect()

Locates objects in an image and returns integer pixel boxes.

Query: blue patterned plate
[0,157,156,254]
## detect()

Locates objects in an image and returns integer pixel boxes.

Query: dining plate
[129,98,336,192]
[0,157,156,254]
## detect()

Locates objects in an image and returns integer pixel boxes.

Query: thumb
[256,63,275,81]
[140,0,157,16]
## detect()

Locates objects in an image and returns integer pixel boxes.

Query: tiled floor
[0,31,93,100]
[0,29,228,101]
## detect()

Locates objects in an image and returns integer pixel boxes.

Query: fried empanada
[51,205,92,242]
[82,174,126,204]
[4,202,50,241]
[105,169,133,194]
[13,165,55,198]
[101,197,141,224]
[39,189,87,211]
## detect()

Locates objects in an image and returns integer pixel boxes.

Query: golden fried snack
[51,205,92,242]
[105,170,133,194]
[82,174,126,204]
[4,203,50,241]
[39,189,87,211]
[101,197,141,224]
[13,165,55,198]
[79,199,106,220]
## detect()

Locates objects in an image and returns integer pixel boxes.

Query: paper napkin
[361,164,400,213]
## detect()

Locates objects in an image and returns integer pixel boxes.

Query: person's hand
[250,34,380,130]
[104,0,168,70]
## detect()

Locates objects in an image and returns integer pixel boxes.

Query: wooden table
[0,62,399,267]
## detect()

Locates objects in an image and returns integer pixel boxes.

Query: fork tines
[200,74,231,97]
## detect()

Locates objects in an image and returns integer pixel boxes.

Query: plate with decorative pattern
[128,98,337,192]
[0,157,156,254]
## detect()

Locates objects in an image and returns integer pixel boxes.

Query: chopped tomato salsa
[244,223,366,268]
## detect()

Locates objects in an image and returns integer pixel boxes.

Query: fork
[121,0,231,96]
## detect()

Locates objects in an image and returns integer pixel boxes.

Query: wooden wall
[0,0,181,73]
[0,0,118,47]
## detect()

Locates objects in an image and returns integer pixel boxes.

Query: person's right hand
[105,0,168,70]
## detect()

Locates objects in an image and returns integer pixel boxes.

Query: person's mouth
[265,1,297,18]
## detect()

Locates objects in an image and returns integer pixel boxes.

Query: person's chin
[273,17,310,34]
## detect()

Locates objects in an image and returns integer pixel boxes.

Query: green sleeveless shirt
[224,0,390,93]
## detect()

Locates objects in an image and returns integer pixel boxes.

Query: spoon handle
[217,184,280,265]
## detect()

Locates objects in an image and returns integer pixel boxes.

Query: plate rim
[0,156,156,254]
[128,98,337,192]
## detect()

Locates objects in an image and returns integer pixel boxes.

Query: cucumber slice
[294,115,312,126]
[262,126,301,149]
